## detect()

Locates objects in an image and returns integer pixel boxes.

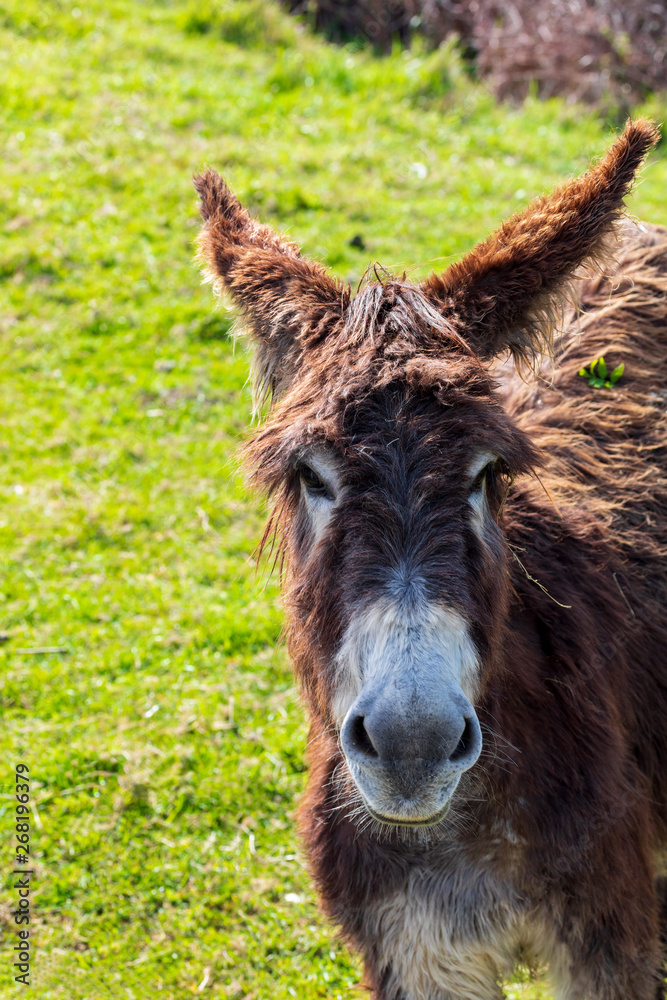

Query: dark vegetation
[283,0,667,111]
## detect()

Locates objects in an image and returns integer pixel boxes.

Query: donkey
[194,119,667,999]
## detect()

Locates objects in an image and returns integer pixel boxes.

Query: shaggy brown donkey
[194,119,667,999]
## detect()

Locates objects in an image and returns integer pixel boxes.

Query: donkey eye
[469,461,497,495]
[299,464,329,498]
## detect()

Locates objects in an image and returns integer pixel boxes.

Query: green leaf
[597,357,607,379]
[589,377,604,388]
[604,381,611,388]
[610,363,625,384]
[578,368,588,377]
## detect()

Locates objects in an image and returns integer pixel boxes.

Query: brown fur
[194,119,667,998]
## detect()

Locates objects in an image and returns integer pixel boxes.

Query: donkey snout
[343,705,480,773]
[341,685,482,826]
[340,684,482,824]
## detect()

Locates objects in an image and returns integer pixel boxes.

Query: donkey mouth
[363,798,453,828]
[356,774,460,828]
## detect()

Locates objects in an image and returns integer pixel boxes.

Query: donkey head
[195,120,657,828]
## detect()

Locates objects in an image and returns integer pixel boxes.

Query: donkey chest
[361,843,537,1000]
[367,859,527,980]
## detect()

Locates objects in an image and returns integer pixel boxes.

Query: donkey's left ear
[420,119,660,365]
[194,170,347,403]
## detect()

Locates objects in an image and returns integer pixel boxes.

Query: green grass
[0,1,665,996]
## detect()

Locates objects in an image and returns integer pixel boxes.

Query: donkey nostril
[449,716,475,764]
[349,714,379,759]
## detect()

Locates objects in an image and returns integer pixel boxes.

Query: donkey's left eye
[299,465,329,498]
[469,461,497,495]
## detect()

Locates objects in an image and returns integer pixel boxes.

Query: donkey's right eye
[299,465,329,498]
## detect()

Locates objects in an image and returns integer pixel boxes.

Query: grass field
[0,1,665,996]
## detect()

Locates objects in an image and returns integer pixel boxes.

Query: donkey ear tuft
[194,169,232,223]
[194,169,302,285]
[421,119,660,365]
[193,169,347,404]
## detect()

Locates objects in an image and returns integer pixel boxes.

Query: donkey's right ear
[194,170,347,404]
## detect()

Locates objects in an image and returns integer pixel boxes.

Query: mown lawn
[0,2,665,997]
